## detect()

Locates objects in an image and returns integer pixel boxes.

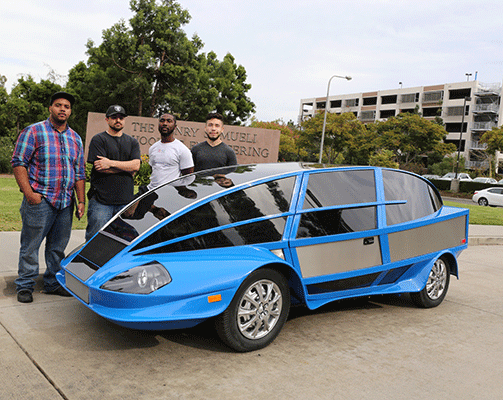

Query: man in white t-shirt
[147,113,194,190]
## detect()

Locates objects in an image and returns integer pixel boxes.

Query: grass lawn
[0,176,87,231]
[1,175,502,231]
[444,200,503,225]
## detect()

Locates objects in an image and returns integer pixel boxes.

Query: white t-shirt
[147,139,194,190]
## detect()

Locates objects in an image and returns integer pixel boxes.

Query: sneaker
[17,289,33,303]
[43,286,72,297]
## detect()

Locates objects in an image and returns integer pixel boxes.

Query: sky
[2,0,503,124]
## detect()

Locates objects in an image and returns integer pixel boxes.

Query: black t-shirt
[87,131,141,205]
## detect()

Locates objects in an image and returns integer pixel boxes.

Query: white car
[472,187,503,207]
[472,177,498,184]
[441,172,472,181]
[422,174,442,180]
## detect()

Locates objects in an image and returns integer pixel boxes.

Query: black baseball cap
[50,91,75,106]
[106,105,127,117]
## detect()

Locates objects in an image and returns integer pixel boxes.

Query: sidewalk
[1,229,503,399]
[467,224,503,245]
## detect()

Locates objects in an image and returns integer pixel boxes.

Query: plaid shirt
[11,118,86,210]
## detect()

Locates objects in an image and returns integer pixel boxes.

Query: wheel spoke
[236,278,283,340]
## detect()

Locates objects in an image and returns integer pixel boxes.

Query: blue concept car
[57,163,469,352]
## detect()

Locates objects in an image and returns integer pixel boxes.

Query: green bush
[0,136,14,173]
[429,178,503,194]
[85,155,151,186]
[134,155,151,186]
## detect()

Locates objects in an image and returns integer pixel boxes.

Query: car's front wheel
[216,268,290,352]
[478,197,489,206]
[410,256,450,308]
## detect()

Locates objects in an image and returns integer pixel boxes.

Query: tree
[1,75,62,139]
[369,150,399,169]
[0,75,63,172]
[480,126,503,176]
[300,112,367,163]
[249,119,307,161]
[373,113,455,169]
[67,0,255,136]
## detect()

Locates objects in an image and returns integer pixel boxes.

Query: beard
[207,133,221,141]
[109,123,123,132]
[160,126,175,137]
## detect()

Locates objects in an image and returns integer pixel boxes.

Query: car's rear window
[383,169,442,225]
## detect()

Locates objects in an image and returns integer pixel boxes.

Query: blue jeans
[85,197,126,241]
[15,197,73,293]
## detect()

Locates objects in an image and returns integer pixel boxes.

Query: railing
[472,121,497,130]
[466,160,490,169]
[474,104,499,113]
[470,141,488,149]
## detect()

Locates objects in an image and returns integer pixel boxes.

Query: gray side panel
[296,237,382,278]
[65,272,90,304]
[388,216,467,263]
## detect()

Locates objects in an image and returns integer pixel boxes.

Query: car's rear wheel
[411,256,450,308]
[216,268,290,352]
[478,197,489,206]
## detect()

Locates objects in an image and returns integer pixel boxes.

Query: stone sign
[85,113,280,164]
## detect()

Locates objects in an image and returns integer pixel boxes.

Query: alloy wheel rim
[426,259,447,300]
[237,279,283,340]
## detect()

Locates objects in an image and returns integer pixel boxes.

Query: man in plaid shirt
[11,91,86,303]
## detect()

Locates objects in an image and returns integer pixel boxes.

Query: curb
[468,237,503,246]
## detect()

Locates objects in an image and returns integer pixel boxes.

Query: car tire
[410,256,450,308]
[478,197,489,206]
[215,268,290,352]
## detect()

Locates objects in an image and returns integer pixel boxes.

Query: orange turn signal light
[208,294,222,303]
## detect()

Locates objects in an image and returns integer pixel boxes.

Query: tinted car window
[383,170,441,226]
[297,206,377,238]
[104,165,299,243]
[139,217,287,254]
[133,177,295,251]
[303,170,376,209]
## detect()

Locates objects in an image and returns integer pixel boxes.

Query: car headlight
[100,262,172,294]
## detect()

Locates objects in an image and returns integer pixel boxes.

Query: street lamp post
[318,74,352,164]
[452,96,471,191]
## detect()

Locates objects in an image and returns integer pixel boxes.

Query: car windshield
[102,163,306,243]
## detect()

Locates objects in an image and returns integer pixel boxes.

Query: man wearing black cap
[85,105,141,241]
[11,91,86,303]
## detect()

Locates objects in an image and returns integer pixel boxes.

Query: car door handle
[363,237,374,245]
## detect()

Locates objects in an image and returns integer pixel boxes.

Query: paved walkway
[1,227,502,399]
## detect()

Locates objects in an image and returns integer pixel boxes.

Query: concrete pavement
[1,227,502,399]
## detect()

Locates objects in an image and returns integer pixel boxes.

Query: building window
[422,107,441,117]
[380,109,396,119]
[363,97,377,106]
[345,98,359,107]
[330,99,342,108]
[400,93,419,103]
[444,139,465,151]
[381,95,397,104]
[423,91,443,103]
[445,122,468,133]
[449,88,471,100]
[360,110,376,121]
